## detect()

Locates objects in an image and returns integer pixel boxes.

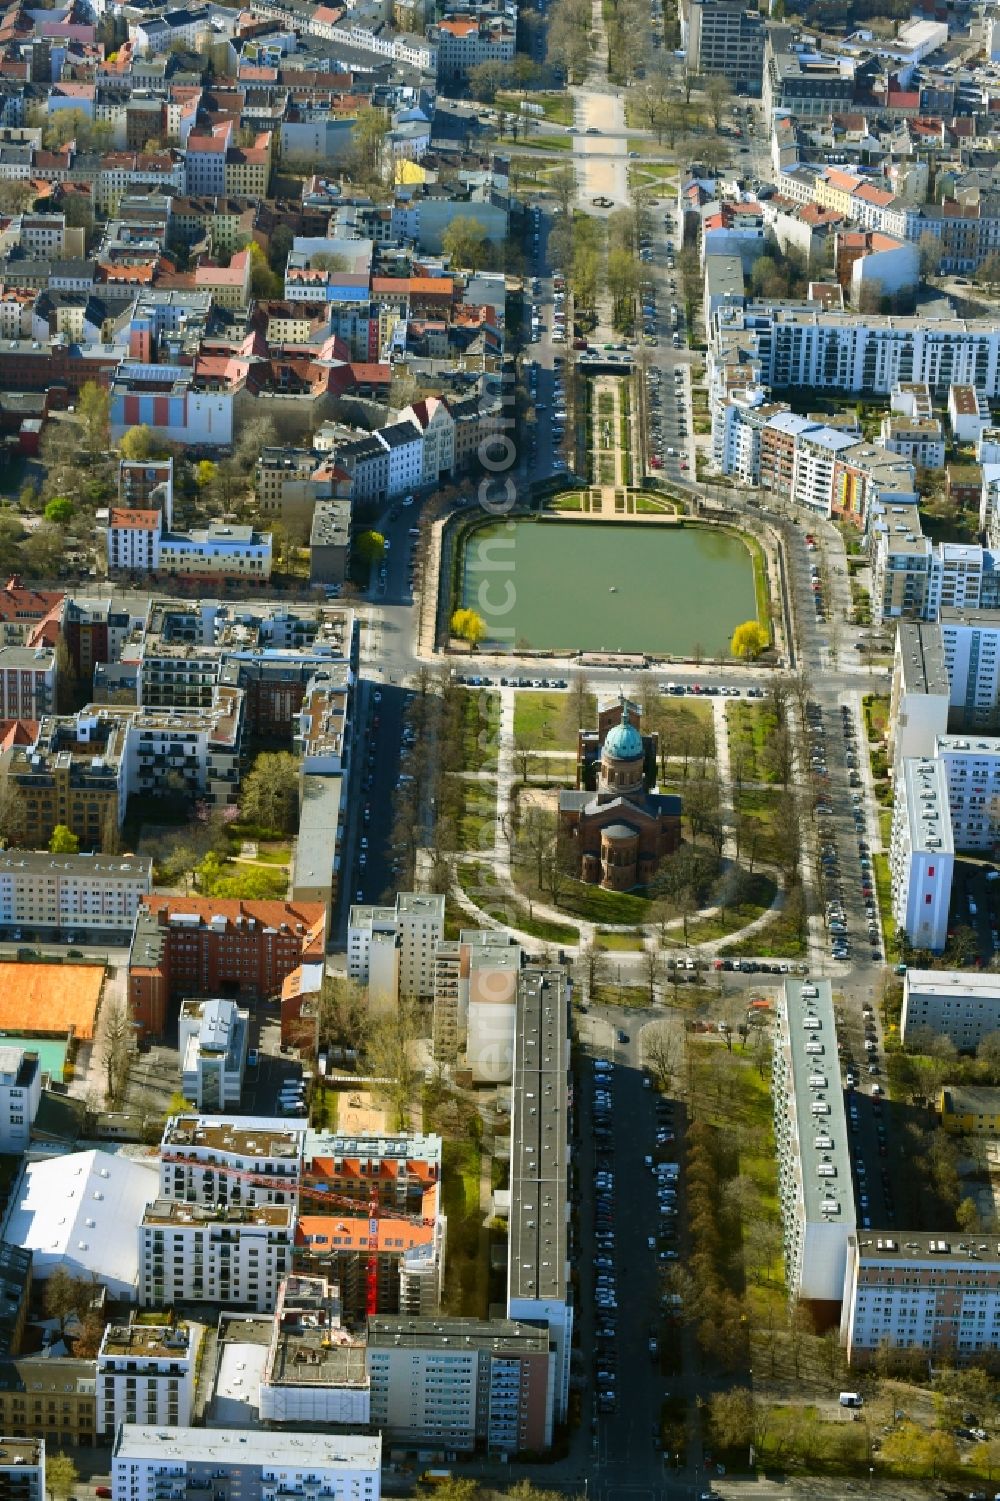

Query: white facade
[843,1232,1000,1365]
[935,734,1000,851]
[347,893,445,999]
[111,1427,381,1501]
[0,1047,40,1154]
[940,609,1000,730]
[949,384,992,442]
[902,968,1000,1049]
[889,621,950,767]
[890,756,955,953]
[773,979,856,1301]
[380,422,424,500]
[158,1115,305,1206]
[0,852,150,939]
[179,998,248,1111]
[97,1322,197,1438]
[0,1441,44,1501]
[108,512,161,572]
[138,1201,293,1312]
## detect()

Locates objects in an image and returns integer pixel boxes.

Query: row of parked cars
[592,1057,618,1415]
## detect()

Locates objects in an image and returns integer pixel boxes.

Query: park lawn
[458,862,579,944]
[595,929,645,950]
[878,806,892,848]
[496,91,574,125]
[734,786,784,863]
[551,878,650,926]
[872,853,899,964]
[514,133,572,150]
[514,690,595,748]
[440,1133,487,1317]
[675,872,776,945]
[250,842,292,865]
[863,693,890,742]
[656,696,714,747]
[454,779,498,853]
[721,898,806,958]
[727,701,780,781]
[461,687,500,772]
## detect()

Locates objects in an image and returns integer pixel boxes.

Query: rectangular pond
[461,519,759,657]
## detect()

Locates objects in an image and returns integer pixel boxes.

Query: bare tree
[99,999,133,1107]
[644,1021,684,1096]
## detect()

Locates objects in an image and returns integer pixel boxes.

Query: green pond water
[461,519,758,656]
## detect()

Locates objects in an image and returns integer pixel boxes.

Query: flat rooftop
[508,964,570,1305]
[267,1324,367,1389]
[897,632,945,701]
[162,1115,304,1161]
[113,1425,381,1468]
[142,1199,293,1228]
[100,1322,193,1359]
[905,968,1000,999]
[369,1315,551,1354]
[779,979,856,1230]
[0,1439,42,1468]
[852,1230,1000,1265]
[902,756,953,854]
[305,1132,442,1167]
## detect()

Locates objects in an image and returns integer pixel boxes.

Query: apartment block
[347,893,445,1001]
[889,757,955,952]
[178,998,248,1111]
[111,1427,381,1501]
[901,969,1000,1049]
[0,713,127,852]
[772,979,856,1303]
[935,735,1000,851]
[0,1050,40,1155]
[843,1232,1000,1364]
[687,0,765,93]
[158,1115,305,1208]
[871,522,931,621]
[138,1200,293,1312]
[0,1440,43,1501]
[0,648,55,721]
[432,929,522,1080]
[940,608,1000,731]
[123,688,245,808]
[367,1316,554,1456]
[889,622,950,768]
[507,965,572,1423]
[295,1132,445,1323]
[127,897,327,1038]
[0,852,150,942]
[0,1359,97,1447]
[96,1321,197,1439]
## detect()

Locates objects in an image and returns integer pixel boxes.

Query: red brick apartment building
[127,896,327,1036]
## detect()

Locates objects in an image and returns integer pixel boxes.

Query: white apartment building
[936,735,1000,852]
[347,893,445,1000]
[0,1047,40,1154]
[111,1427,381,1501]
[889,756,955,952]
[259,1276,371,1428]
[714,303,1000,397]
[123,691,244,809]
[879,414,946,469]
[138,1200,293,1312]
[378,422,424,500]
[889,622,950,768]
[843,1232,1000,1365]
[901,968,1000,1049]
[0,852,151,941]
[158,1115,305,1207]
[790,426,859,512]
[97,1321,197,1438]
[773,979,857,1301]
[949,384,992,443]
[107,510,161,573]
[0,1441,44,1501]
[178,998,248,1111]
[926,544,986,619]
[940,608,1000,730]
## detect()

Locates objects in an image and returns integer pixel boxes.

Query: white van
[839,1392,863,1408]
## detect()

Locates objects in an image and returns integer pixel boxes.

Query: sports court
[0,963,103,1041]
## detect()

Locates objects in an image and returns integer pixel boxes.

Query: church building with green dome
[558,695,682,892]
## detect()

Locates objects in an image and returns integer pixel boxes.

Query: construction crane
[162,1153,433,1315]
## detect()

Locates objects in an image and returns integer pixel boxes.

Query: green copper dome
[603,701,643,761]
